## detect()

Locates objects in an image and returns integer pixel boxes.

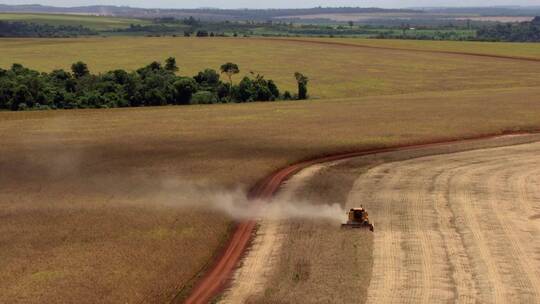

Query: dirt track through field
[348,142,540,303]
[220,164,328,303]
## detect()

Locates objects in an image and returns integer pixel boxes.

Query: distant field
[275,12,534,23]
[454,16,535,22]
[313,37,540,60]
[0,13,150,30]
[1,37,540,99]
[275,12,420,21]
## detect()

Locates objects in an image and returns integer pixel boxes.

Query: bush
[282,91,293,100]
[191,91,218,104]
[232,74,280,102]
[194,69,220,88]
[174,78,198,105]
[71,61,89,79]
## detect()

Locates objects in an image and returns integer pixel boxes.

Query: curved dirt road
[349,141,540,303]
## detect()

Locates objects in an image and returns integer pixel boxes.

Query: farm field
[240,134,540,303]
[0,13,150,30]
[275,12,535,23]
[2,87,540,303]
[2,37,540,303]
[1,37,540,99]
[354,141,540,303]
[312,37,540,60]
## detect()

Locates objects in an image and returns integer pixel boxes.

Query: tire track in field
[484,163,540,302]
[454,156,540,302]
[348,142,540,304]
[348,170,403,303]
[432,164,477,303]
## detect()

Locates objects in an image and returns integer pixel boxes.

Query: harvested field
[241,134,540,303]
[1,37,540,99]
[355,141,540,303]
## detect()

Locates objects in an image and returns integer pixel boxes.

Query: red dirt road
[182,131,539,304]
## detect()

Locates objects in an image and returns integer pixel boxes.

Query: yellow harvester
[341,206,374,232]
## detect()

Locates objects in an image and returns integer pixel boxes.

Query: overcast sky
[3,0,540,9]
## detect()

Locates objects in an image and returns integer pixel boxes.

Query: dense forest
[476,17,540,42]
[0,58,308,111]
[0,21,97,37]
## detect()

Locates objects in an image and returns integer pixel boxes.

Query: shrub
[174,78,198,105]
[191,91,218,104]
[71,61,89,79]
[282,91,293,100]
[194,69,220,88]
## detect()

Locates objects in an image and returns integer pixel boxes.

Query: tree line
[0,21,97,37]
[0,58,309,111]
[476,17,540,42]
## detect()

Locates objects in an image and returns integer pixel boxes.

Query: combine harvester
[341,206,374,232]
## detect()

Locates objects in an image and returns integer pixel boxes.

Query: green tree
[50,69,71,81]
[148,61,162,71]
[191,91,218,104]
[220,62,240,101]
[11,63,26,74]
[194,69,220,87]
[267,80,279,99]
[12,84,31,110]
[294,72,309,100]
[173,78,198,105]
[165,57,179,73]
[71,61,89,79]
[235,76,254,102]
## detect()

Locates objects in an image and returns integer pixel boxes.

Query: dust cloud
[157,179,346,223]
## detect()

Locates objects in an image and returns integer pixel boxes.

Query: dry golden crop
[1,37,540,303]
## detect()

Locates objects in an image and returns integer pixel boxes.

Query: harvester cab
[341,206,374,232]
